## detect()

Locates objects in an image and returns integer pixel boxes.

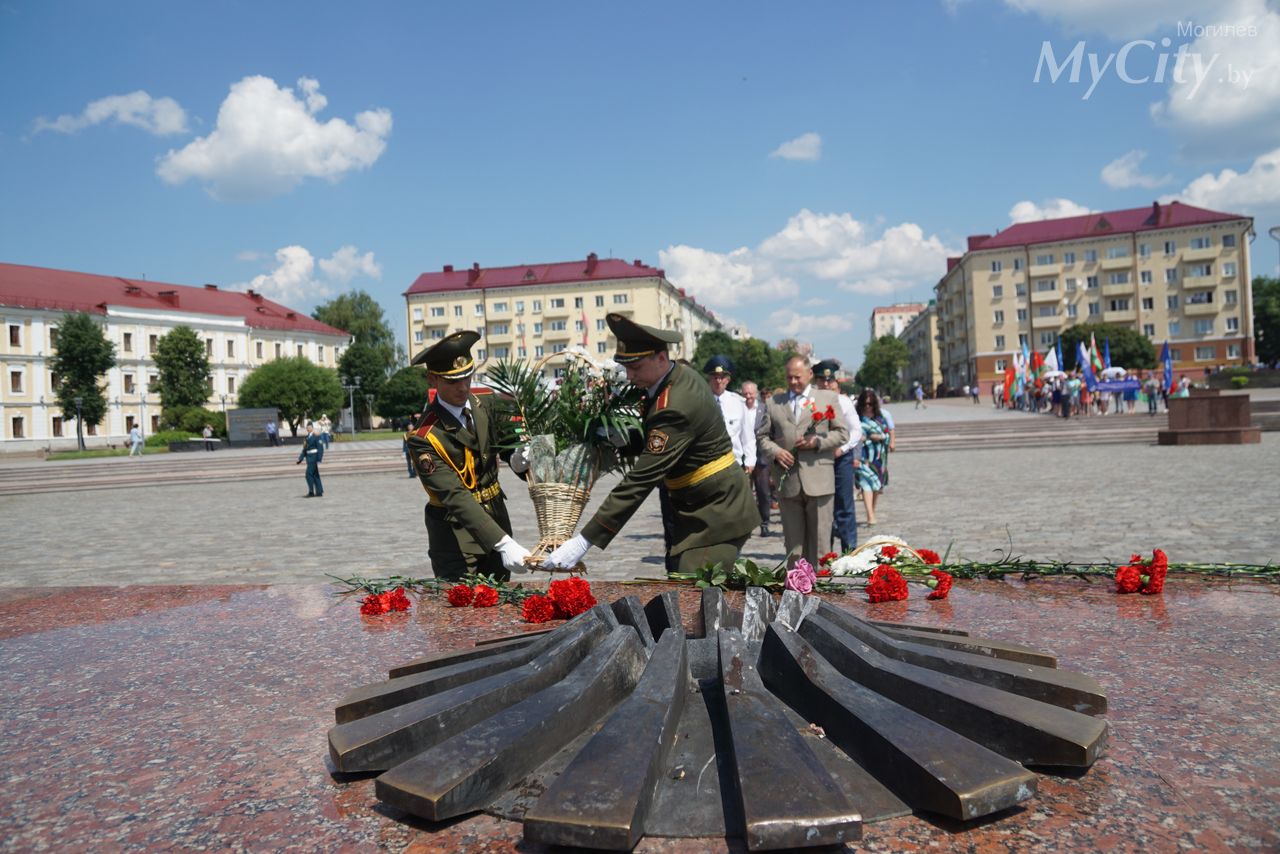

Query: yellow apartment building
[403,253,721,376]
[0,262,350,451]
[934,202,1254,388]
[870,302,926,342]
[897,302,941,393]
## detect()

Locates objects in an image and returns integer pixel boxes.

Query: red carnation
[867,566,909,602]
[1115,565,1142,594]
[825,405,836,420]
[549,577,596,618]
[817,568,832,577]
[819,551,839,567]
[1139,548,1168,595]
[879,545,899,561]
[360,593,388,616]
[385,588,412,612]
[926,569,953,600]
[446,584,474,607]
[522,594,558,624]
[916,548,942,566]
[472,584,500,607]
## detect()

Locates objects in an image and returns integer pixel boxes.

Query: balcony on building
[542,302,572,317]
[543,325,572,340]
[486,328,513,343]
[1033,313,1065,328]
[1029,262,1061,277]
[1182,274,1218,290]
[1183,300,1217,316]
[1103,308,1137,323]
[1100,256,1132,272]
[1102,281,1135,297]
[1181,246,1217,263]
[422,314,450,326]
[1030,288,1060,304]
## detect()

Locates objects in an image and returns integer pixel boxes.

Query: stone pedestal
[1157,389,1261,445]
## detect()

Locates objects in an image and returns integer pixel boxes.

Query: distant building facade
[0,262,349,451]
[934,202,1254,388]
[869,303,927,342]
[403,253,721,377]
[898,303,941,393]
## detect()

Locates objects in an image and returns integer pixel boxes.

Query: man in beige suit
[757,356,849,568]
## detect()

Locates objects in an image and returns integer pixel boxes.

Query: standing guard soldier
[406,330,531,581]
[543,314,759,574]
[296,421,325,497]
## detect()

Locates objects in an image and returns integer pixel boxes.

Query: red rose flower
[360,593,388,616]
[926,569,953,600]
[1140,548,1168,595]
[522,594,557,624]
[817,568,832,577]
[385,588,412,612]
[446,584,474,607]
[819,551,839,567]
[548,577,597,618]
[811,410,825,422]
[825,405,836,420]
[867,566,909,602]
[916,548,942,565]
[1115,565,1142,594]
[879,545,899,561]
[472,584,500,607]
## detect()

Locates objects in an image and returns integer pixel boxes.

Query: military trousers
[780,491,833,569]
[424,500,512,583]
[305,461,323,496]
[673,534,751,574]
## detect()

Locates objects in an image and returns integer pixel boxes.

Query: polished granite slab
[1,578,1276,852]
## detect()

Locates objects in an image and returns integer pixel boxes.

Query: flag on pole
[1004,364,1015,405]
[1103,336,1112,369]
[1056,337,1064,375]
[1044,345,1060,373]
[1021,340,1032,385]
[1161,340,1174,393]
[1031,349,1045,387]
[1089,332,1105,375]
[1079,341,1098,390]
[581,309,589,347]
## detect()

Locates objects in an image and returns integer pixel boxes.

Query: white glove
[544,534,591,570]
[495,535,531,574]
[509,446,530,475]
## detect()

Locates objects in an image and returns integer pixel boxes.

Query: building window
[595,295,605,307]
[1225,290,1238,304]
[1086,276,1099,289]
[1167,295,1180,309]
[1143,324,1156,337]
[991,260,1003,273]
[1164,240,1176,255]
[9,370,22,393]
[549,320,567,331]
[1035,254,1054,265]
[1165,268,1178,283]
[275,342,283,358]
[11,416,23,439]
[1084,250,1098,263]
[1194,345,1215,360]
[453,305,463,317]
[1063,251,1076,265]
[1140,270,1153,284]
[147,334,157,353]
[994,335,1005,349]
[534,345,544,357]
[124,374,135,394]
[1169,321,1181,335]
[1037,305,1057,317]
[613,294,629,304]
[8,324,20,347]
[1036,279,1056,292]
[515,300,525,313]
[1088,302,1100,316]
[1067,304,1078,317]
[1227,344,1241,358]
[429,306,445,317]
[1109,272,1130,285]
[1226,317,1239,332]
[1138,243,1151,257]
[49,327,59,349]
[574,320,585,332]
[414,330,424,343]
[1108,298,1131,311]
[413,307,423,320]
[1106,246,1128,259]
[1223,262,1237,277]
[86,422,98,436]
[1190,236,1211,250]
[574,297,584,308]
[476,349,486,361]
[533,322,543,334]
[1065,278,1077,292]
[1187,291,1214,305]
[1016,308,1028,321]
[596,319,606,331]
[226,340,235,358]
[1015,283,1027,296]
[1018,333,1028,347]
[552,343,567,354]
[255,341,263,359]
[993,310,1004,324]
[148,373,156,387]
[1039,332,1054,346]
[1012,258,1023,271]
[546,298,563,309]
[297,344,304,357]
[52,416,63,437]
[518,346,527,358]
[123,332,133,352]
[318,345,325,362]
[1193,319,1214,335]
[491,323,510,335]
[597,341,607,354]
[227,376,236,394]
[1222,234,1237,248]
[205,338,214,356]
[430,329,445,340]
[532,300,542,313]
[1142,297,1155,310]
[992,285,1003,298]
[1190,263,1213,277]
[493,301,508,313]
[494,347,509,359]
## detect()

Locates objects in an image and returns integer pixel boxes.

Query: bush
[146,430,195,447]
[1231,376,1249,389]
[161,406,226,437]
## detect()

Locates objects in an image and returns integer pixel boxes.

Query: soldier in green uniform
[543,314,759,574]
[406,330,531,581]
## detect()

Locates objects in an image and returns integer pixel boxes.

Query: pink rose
[785,559,816,594]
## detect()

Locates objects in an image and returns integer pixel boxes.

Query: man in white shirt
[703,356,756,473]
[814,360,861,553]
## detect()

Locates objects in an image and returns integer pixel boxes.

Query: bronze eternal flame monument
[328,587,1108,851]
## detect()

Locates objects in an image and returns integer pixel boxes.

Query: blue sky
[2,0,1277,368]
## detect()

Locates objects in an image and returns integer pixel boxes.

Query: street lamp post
[364,393,375,432]
[140,392,147,437]
[220,393,228,441]
[341,376,361,438]
[1269,226,1280,274]
[73,395,84,451]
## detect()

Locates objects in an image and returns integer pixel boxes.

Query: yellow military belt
[663,451,737,491]
[427,480,502,507]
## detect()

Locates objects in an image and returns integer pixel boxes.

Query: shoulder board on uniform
[654,388,670,411]
[410,412,440,439]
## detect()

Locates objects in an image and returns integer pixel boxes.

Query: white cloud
[1163,145,1280,211]
[657,245,799,304]
[156,75,392,201]
[33,91,188,136]
[234,250,262,262]
[1003,0,1205,39]
[1008,198,1093,223]
[238,244,381,306]
[1101,149,1172,188]
[768,309,855,338]
[769,132,822,161]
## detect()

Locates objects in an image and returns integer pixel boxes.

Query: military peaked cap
[813,359,841,380]
[703,354,735,375]
[411,330,481,379]
[606,313,681,364]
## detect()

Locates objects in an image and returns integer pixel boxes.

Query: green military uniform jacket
[406,393,513,579]
[581,362,759,555]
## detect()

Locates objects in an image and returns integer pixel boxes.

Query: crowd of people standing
[992,370,1192,418]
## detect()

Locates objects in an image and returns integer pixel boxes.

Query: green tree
[377,366,430,421]
[1253,276,1280,365]
[154,325,212,409]
[313,290,395,350]
[338,342,390,425]
[691,330,793,391]
[1058,323,1156,371]
[48,313,116,448]
[854,335,909,398]
[238,357,344,436]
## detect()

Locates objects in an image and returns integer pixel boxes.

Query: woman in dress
[854,389,889,526]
